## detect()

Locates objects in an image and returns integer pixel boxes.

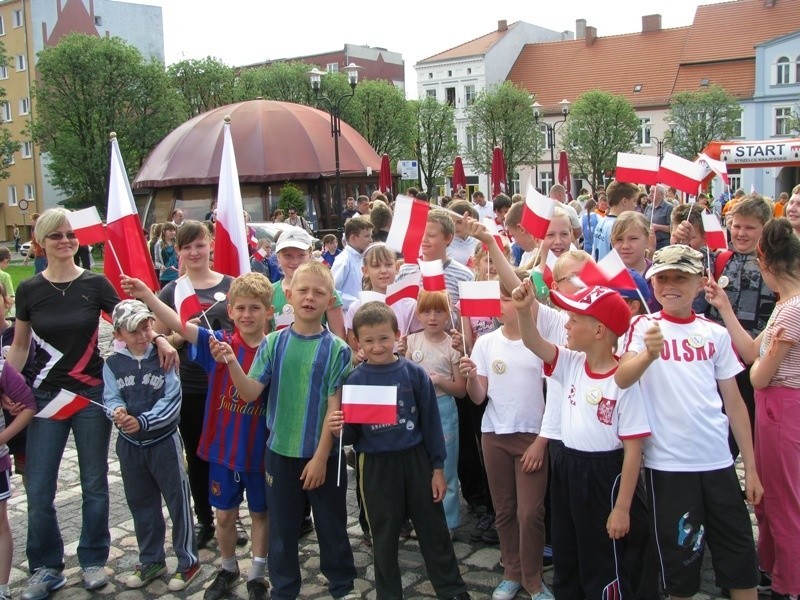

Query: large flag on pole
[105,133,159,298]
[213,117,251,277]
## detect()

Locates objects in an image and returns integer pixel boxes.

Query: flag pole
[104,238,126,279]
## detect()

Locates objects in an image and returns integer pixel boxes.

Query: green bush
[278,183,306,216]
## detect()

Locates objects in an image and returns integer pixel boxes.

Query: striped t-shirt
[760,295,800,388]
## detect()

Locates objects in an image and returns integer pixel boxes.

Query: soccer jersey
[543,346,650,452]
[471,328,544,434]
[248,326,352,459]
[538,305,568,441]
[192,328,267,472]
[271,278,343,330]
[623,311,743,471]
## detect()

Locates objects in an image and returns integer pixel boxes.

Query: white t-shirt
[344,297,422,338]
[543,346,650,452]
[538,305,568,441]
[472,328,544,434]
[623,312,743,472]
[475,201,495,222]
[446,235,478,267]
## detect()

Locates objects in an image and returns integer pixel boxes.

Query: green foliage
[278,182,305,215]
[465,82,543,186]
[562,90,640,189]
[32,34,182,215]
[167,56,236,120]
[667,85,741,159]
[236,61,317,105]
[0,43,20,180]
[411,97,457,195]
[347,79,414,159]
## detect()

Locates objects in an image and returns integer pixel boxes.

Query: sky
[127,0,730,98]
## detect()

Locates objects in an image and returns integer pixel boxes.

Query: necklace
[45,275,78,296]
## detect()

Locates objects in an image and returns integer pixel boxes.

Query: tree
[464,81,543,188]
[411,97,457,195]
[235,62,317,105]
[347,79,414,159]
[168,56,236,120]
[32,34,182,214]
[0,43,20,180]
[562,90,640,189]
[278,182,305,215]
[667,85,741,159]
[788,103,800,136]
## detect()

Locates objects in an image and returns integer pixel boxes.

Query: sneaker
[758,571,773,594]
[470,512,495,541]
[247,579,269,600]
[493,579,522,600]
[169,563,201,592]
[21,568,67,600]
[0,591,10,600]
[482,522,499,544]
[531,582,555,600]
[204,568,240,600]
[126,562,167,589]
[236,519,249,546]
[82,565,109,590]
[195,522,216,549]
[299,516,314,537]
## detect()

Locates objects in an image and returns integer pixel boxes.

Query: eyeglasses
[288,210,297,215]
[44,231,78,241]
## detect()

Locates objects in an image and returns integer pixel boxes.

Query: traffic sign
[18,199,29,211]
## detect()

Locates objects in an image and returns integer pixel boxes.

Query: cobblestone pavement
[5,323,760,599]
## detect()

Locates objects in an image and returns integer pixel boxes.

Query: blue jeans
[26,386,112,571]
[33,255,47,274]
[437,394,460,530]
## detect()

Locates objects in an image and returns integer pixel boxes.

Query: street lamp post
[308,63,360,230]
[646,121,676,160]
[532,99,570,193]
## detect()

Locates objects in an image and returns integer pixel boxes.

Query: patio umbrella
[491,146,507,198]
[452,156,467,195]
[557,150,572,200]
[378,153,392,195]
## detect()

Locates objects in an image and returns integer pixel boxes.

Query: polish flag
[481,217,504,253]
[458,280,501,318]
[386,195,429,264]
[658,152,706,195]
[249,234,259,250]
[214,120,251,277]
[253,247,268,261]
[342,384,398,424]
[540,249,559,286]
[68,207,106,246]
[358,290,386,305]
[386,272,421,305]
[174,276,203,327]
[701,212,728,250]
[696,153,729,185]
[104,135,159,297]
[579,250,637,290]
[419,259,446,292]
[521,182,556,239]
[35,390,90,420]
[615,153,660,186]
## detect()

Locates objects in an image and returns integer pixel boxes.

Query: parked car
[20,242,30,256]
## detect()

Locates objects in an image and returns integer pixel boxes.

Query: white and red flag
[541,250,558,282]
[253,246,268,261]
[386,272,421,305]
[419,259,446,292]
[68,207,106,246]
[701,212,728,250]
[104,135,159,297]
[521,182,556,239]
[615,152,660,186]
[214,119,251,277]
[579,250,637,290]
[386,195,429,264]
[358,290,386,305]
[35,390,91,420]
[458,280,501,318]
[481,217,504,252]
[174,276,203,327]
[658,152,706,195]
[696,153,729,185]
[342,384,398,424]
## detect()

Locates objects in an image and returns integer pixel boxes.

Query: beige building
[0,0,163,243]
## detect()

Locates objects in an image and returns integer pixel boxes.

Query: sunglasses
[45,231,78,241]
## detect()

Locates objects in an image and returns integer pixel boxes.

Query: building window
[0,15,5,36]
[445,87,455,107]
[638,118,652,146]
[426,89,436,100]
[12,9,23,28]
[18,97,29,116]
[465,85,476,105]
[466,128,477,153]
[21,141,32,158]
[1,102,10,123]
[447,70,452,77]
[538,171,553,195]
[775,106,792,136]
[7,186,16,207]
[727,170,741,193]
[0,65,7,80]
[4,153,13,166]
[428,72,433,79]
[24,183,34,200]
[467,68,472,75]
[326,62,338,73]
[94,15,103,26]
[796,55,800,84]
[732,108,743,138]
[775,56,791,85]
[15,54,26,72]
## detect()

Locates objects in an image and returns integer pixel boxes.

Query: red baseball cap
[549,285,631,337]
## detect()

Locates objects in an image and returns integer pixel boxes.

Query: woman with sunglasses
[6,208,175,600]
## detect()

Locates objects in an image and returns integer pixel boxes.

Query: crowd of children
[1,184,799,600]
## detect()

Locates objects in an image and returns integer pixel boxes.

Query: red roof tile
[672,59,756,98]
[418,22,519,64]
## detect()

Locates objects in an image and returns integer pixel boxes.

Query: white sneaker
[493,579,522,600]
[82,566,109,590]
